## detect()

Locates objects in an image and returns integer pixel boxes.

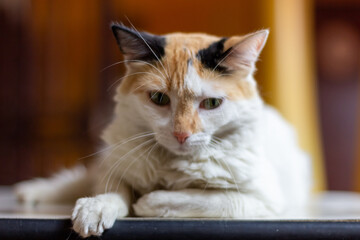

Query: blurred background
[0,0,359,192]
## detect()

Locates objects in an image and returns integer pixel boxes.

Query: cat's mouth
[155,133,211,156]
[172,145,194,155]
[166,140,209,156]
[158,141,197,156]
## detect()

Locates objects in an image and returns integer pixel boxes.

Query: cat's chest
[157,158,237,190]
[121,155,161,194]
[122,156,236,193]
[115,146,253,194]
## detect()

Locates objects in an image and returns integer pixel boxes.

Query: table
[1,186,360,239]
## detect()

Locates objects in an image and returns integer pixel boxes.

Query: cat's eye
[149,91,170,106]
[200,98,223,110]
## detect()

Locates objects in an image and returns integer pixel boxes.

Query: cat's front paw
[72,196,118,238]
[133,190,180,217]
[14,179,50,204]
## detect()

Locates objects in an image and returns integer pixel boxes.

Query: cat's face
[111,25,268,155]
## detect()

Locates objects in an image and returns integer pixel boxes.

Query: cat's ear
[221,30,269,71]
[111,23,166,61]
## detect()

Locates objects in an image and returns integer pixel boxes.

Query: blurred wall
[0,0,106,183]
[315,0,360,191]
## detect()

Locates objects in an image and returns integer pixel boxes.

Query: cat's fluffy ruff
[15,25,311,238]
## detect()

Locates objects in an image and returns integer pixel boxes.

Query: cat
[15,23,312,238]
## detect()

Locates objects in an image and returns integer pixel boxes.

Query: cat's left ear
[221,30,269,71]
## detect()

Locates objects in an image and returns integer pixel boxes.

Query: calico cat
[15,24,311,238]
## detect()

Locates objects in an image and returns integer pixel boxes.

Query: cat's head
[111,24,268,155]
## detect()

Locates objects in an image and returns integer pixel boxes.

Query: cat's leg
[133,189,283,218]
[14,166,90,204]
[71,182,131,238]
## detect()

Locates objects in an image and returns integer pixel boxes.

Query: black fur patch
[196,38,230,73]
[111,24,166,62]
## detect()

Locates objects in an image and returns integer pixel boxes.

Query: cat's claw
[72,197,118,238]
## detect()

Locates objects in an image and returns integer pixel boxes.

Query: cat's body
[15,25,311,238]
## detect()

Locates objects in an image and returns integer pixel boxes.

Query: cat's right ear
[111,23,166,62]
[221,30,269,71]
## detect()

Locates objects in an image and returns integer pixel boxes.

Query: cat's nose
[173,132,190,144]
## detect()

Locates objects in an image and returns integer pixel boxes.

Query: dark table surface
[1,186,360,239]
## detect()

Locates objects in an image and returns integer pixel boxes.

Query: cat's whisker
[212,136,224,141]
[107,72,166,92]
[79,131,153,161]
[164,59,171,81]
[144,89,164,105]
[121,132,154,143]
[209,140,221,150]
[213,73,234,80]
[201,57,234,80]
[200,142,220,167]
[208,148,223,168]
[212,136,225,145]
[102,138,155,192]
[201,181,209,194]
[98,132,156,167]
[211,47,236,74]
[100,60,127,72]
[141,72,168,83]
[211,141,222,149]
[206,141,241,195]
[145,142,159,163]
[101,138,154,189]
[125,17,170,80]
[100,59,167,80]
[65,230,73,240]
[107,72,141,92]
[218,157,242,195]
[130,82,149,94]
[117,131,154,145]
[77,142,122,162]
[105,139,155,193]
[201,144,235,194]
[205,72,234,82]
[130,77,166,95]
[144,143,159,176]
[114,141,157,193]
[156,134,174,142]
[210,138,220,144]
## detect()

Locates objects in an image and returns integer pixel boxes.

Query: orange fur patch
[173,95,202,134]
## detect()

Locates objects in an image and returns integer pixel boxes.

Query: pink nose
[173,132,190,144]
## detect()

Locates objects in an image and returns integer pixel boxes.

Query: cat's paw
[14,179,50,204]
[133,190,179,217]
[72,196,118,238]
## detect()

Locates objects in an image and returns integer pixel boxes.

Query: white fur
[15,33,311,237]
[79,68,310,236]
[15,73,311,237]
[14,166,90,204]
